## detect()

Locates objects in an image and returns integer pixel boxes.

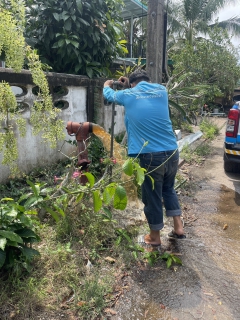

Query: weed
[77,273,114,319]
[199,118,219,140]
[194,143,211,157]
[181,121,194,133]
[180,141,212,165]
[180,144,194,163]
[160,252,183,268]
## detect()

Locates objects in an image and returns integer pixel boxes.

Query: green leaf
[102,207,112,219]
[147,174,155,190]
[53,205,65,217]
[115,236,122,246]
[160,252,170,260]
[122,159,133,176]
[84,172,95,187]
[135,164,146,186]
[53,12,60,21]
[168,99,191,123]
[78,17,90,27]
[76,192,84,203]
[6,240,18,247]
[19,215,33,228]
[122,232,131,243]
[132,251,138,259]
[103,184,116,205]
[0,237,7,251]
[19,246,40,260]
[0,230,23,244]
[113,185,127,210]
[58,39,65,47]
[24,196,43,209]
[70,40,79,48]
[24,210,38,215]
[0,249,6,268]
[172,255,182,265]
[0,198,13,202]
[44,207,60,222]
[15,228,38,239]
[27,180,40,197]
[64,19,72,31]
[76,0,82,12]
[86,67,93,78]
[166,257,173,269]
[93,190,102,212]
[105,183,116,198]
[5,208,18,218]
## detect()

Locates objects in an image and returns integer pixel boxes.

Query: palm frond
[212,17,240,35]
[168,99,192,123]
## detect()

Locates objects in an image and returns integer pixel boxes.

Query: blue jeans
[139,150,181,231]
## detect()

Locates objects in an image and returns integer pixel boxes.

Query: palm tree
[167,0,240,46]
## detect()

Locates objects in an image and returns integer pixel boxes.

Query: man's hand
[104,80,114,88]
[118,76,129,88]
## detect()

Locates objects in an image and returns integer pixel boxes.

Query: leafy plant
[160,252,182,268]
[25,0,126,77]
[97,207,117,224]
[143,250,161,266]
[0,197,40,272]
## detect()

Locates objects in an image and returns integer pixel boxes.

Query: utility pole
[146,0,165,84]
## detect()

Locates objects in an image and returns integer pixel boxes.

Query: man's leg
[173,215,184,236]
[140,153,165,246]
[144,230,161,245]
[162,150,185,236]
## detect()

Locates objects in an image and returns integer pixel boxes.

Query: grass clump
[180,142,212,165]
[199,118,219,140]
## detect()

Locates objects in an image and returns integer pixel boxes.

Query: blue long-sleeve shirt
[103,81,178,156]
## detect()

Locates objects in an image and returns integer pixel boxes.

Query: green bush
[0,197,40,272]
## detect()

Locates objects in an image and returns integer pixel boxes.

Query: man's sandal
[168,231,186,239]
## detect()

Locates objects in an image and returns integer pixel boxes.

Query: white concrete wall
[0,79,126,183]
[103,104,125,135]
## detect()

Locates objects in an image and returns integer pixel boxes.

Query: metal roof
[121,0,148,20]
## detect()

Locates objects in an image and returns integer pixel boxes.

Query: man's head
[129,69,150,86]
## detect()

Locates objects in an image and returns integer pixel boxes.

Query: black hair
[129,69,150,84]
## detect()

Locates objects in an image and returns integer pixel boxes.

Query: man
[103,69,185,247]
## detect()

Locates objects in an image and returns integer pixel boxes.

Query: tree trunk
[146,0,165,84]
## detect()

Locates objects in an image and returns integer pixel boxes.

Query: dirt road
[113,118,240,320]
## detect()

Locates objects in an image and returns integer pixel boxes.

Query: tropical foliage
[25,0,126,77]
[167,0,240,46]
[168,26,240,111]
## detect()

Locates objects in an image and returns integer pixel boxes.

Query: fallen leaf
[105,256,116,263]
[77,301,86,307]
[160,303,166,309]
[223,224,228,230]
[203,292,213,297]
[104,308,117,315]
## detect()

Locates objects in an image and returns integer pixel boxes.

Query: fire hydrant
[66,121,93,184]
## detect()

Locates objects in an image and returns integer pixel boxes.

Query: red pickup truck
[224,102,240,172]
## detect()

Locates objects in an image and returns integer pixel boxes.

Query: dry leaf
[203,292,213,296]
[104,308,117,315]
[77,301,86,307]
[104,256,116,263]
[223,224,228,230]
[160,303,166,309]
